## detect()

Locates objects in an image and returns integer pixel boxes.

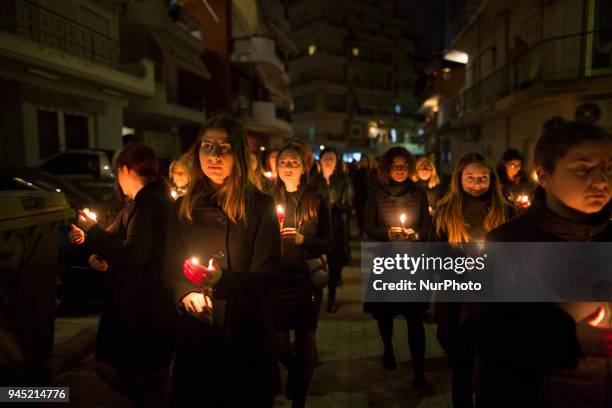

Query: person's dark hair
[378,146,416,184]
[535,117,612,174]
[498,148,525,184]
[114,142,159,180]
[272,143,320,225]
[502,148,524,163]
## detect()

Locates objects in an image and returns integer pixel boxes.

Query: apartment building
[436,0,612,176]
[288,0,424,155]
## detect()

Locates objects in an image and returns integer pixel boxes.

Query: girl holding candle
[319,147,352,313]
[430,152,513,408]
[475,118,612,407]
[271,143,332,408]
[364,146,433,391]
[169,153,192,199]
[497,148,534,210]
[164,115,281,407]
[413,156,444,214]
[67,143,175,407]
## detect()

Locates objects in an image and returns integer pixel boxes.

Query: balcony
[438,30,612,128]
[231,36,289,82]
[0,0,154,97]
[237,101,291,135]
[126,81,206,125]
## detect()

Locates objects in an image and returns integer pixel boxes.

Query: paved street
[52,239,452,407]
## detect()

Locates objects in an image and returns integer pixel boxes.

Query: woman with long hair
[475,118,612,407]
[413,156,443,214]
[164,115,281,407]
[319,147,352,313]
[249,150,266,192]
[271,144,331,408]
[169,153,192,198]
[431,152,513,408]
[497,148,534,210]
[364,146,433,391]
[68,143,175,407]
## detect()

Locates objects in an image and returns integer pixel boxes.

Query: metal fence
[0,0,148,77]
[439,29,612,126]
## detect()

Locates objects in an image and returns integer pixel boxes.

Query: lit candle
[276,205,285,229]
[264,171,273,179]
[171,189,178,200]
[191,257,199,265]
[207,258,215,271]
[400,213,406,229]
[81,208,97,222]
[517,194,531,208]
[588,307,606,327]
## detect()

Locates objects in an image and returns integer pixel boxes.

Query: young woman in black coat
[164,115,281,407]
[319,147,352,313]
[271,144,332,408]
[364,146,433,391]
[68,143,175,407]
[475,118,612,408]
[497,148,534,211]
[430,152,513,408]
[413,156,444,214]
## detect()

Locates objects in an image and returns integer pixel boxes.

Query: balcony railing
[439,29,612,126]
[0,0,149,77]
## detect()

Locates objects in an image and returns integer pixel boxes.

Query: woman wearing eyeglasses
[497,148,534,210]
[271,143,331,408]
[164,115,281,407]
[430,152,513,408]
[413,156,444,214]
[364,146,433,391]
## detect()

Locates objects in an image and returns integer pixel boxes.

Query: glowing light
[444,49,469,64]
[171,190,178,199]
[588,307,606,327]
[82,208,97,222]
[276,205,285,226]
[207,258,215,271]
[264,171,273,179]
[308,45,317,55]
[191,257,199,265]
[55,188,61,193]
[400,213,406,228]
[352,47,359,57]
[319,145,325,150]
[259,146,266,151]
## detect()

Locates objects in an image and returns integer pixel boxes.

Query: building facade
[436,0,612,177]
[0,0,154,167]
[288,0,424,156]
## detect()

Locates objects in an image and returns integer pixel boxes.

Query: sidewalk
[51,240,453,408]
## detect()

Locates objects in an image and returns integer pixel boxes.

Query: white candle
[81,208,97,222]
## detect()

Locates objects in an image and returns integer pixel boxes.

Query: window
[308,45,317,56]
[37,110,59,160]
[350,124,361,139]
[41,153,100,177]
[64,113,89,150]
[325,94,346,113]
[352,47,359,57]
[294,95,315,113]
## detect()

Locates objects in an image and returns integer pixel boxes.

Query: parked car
[39,149,116,201]
[0,169,114,313]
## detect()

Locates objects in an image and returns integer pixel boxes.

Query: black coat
[164,187,281,406]
[363,180,431,316]
[272,183,332,328]
[84,180,175,370]
[365,180,432,242]
[416,180,444,212]
[472,187,612,407]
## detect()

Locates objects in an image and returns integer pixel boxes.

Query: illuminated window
[308,45,317,55]
[352,47,359,57]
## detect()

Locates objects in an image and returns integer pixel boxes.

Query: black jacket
[164,187,281,402]
[365,180,432,242]
[85,181,175,368]
[272,183,332,312]
[473,187,612,407]
[416,180,444,212]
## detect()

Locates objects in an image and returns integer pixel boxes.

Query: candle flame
[277,205,284,214]
[191,257,199,265]
[207,258,215,270]
[588,307,606,327]
[400,214,406,224]
[264,171,273,179]
[82,208,97,222]
[171,190,178,199]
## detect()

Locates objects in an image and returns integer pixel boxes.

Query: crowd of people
[64,114,611,407]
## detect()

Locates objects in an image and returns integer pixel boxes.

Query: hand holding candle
[575,307,612,357]
[182,256,222,323]
[276,205,285,230]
